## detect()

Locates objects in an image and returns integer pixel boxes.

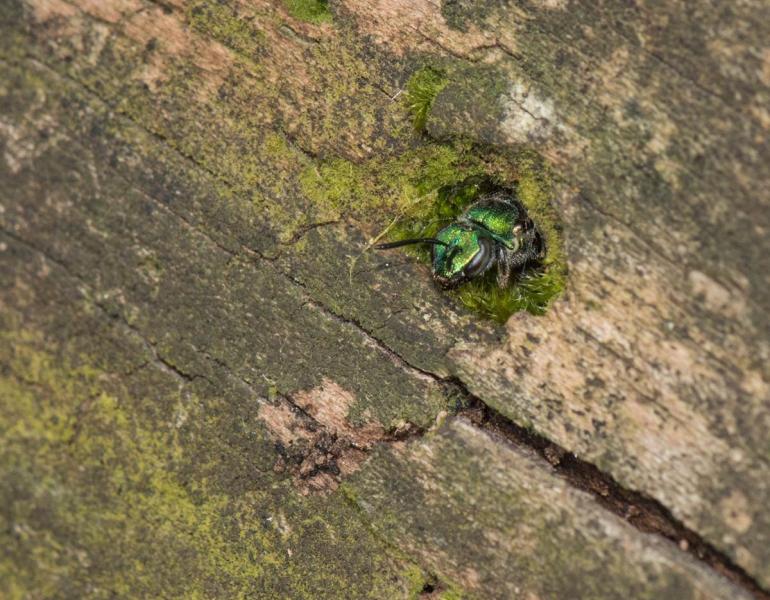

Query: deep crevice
[450,380,770,600]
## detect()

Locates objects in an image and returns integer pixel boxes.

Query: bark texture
[1,0,768,598]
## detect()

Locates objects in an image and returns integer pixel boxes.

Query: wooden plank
[1,0,768,595]
[350,418,752,600]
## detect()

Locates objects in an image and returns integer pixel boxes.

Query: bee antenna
[373,238,448,250]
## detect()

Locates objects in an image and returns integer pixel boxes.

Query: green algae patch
[406,67,449,131]
[384,154,566,323]
[282,0,332,24]
[299,142,486,221]
[0,335,269,597]
[0,331,422,598]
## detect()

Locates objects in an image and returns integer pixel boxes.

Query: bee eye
[464,238,493,278]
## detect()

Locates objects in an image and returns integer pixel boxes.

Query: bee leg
[496,247,513,288]
[513,228,545,268]
[532,227,546,260]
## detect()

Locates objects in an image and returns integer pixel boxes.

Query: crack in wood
[453,386,770,600]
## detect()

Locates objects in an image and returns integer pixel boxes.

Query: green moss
[402,564,432,599]
[299,141,486,220]
[452,268,562,322]
[438,586,466,600]
[385,154,566,323]
[406,67,449,131]
[282,0,332,24]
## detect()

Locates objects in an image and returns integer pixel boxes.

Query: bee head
[374,225,496,289]
[431,224,495,288]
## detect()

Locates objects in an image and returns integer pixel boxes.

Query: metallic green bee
[375,191,545,289]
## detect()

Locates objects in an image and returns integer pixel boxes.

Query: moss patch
[406,67,449,131]
[385,154,566,322]
[282,0,332,24]
[299,141,487,221]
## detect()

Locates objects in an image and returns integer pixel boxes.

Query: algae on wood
[1,0,769,597]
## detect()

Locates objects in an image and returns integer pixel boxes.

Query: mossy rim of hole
[388,175,566,323]
[405,67,449,131]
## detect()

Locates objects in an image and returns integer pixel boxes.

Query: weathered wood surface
[1,0,768,597]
